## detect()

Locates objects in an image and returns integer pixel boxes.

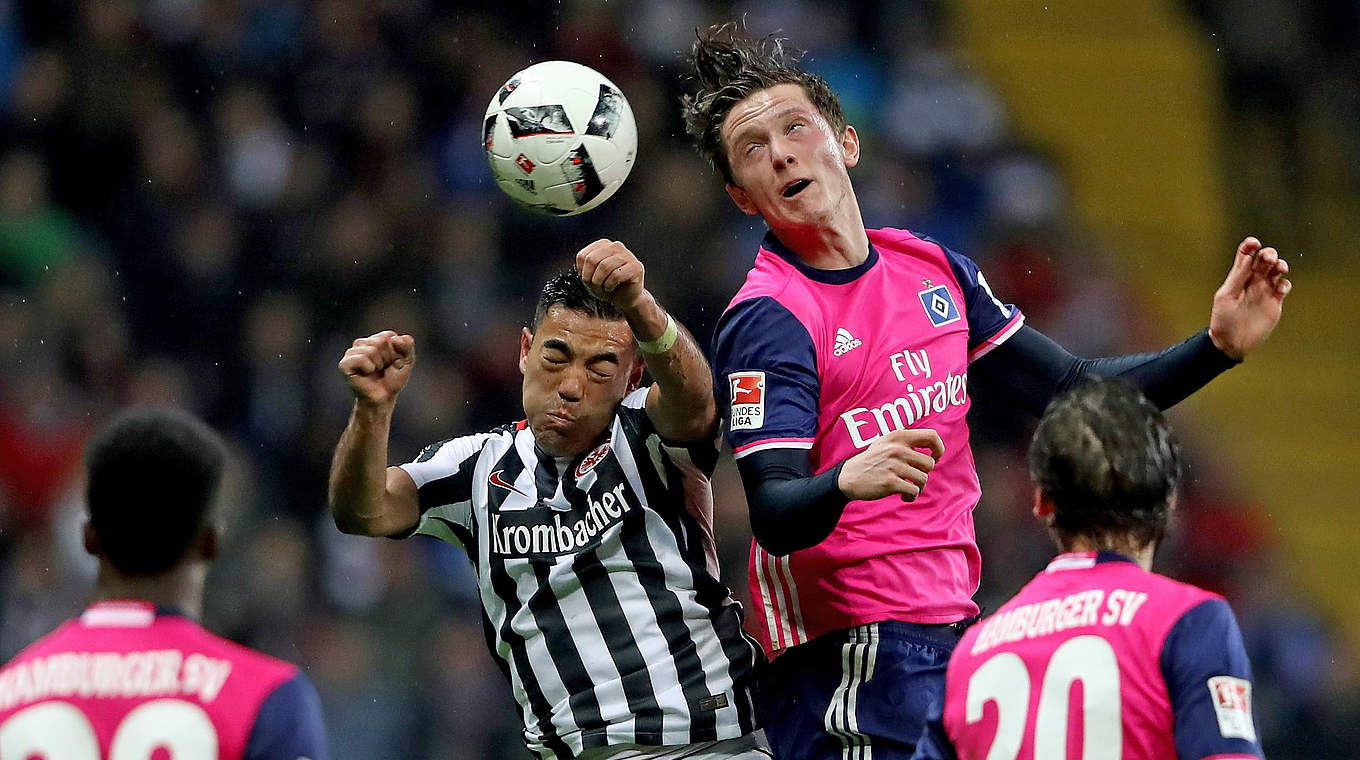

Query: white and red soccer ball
[483,60,638,216]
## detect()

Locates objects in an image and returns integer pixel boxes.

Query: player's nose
[557,370,584,401]
[768,137,795,170]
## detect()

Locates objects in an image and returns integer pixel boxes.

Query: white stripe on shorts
[824,623,880,760]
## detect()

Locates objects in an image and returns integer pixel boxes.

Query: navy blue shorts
[756,620,972,760]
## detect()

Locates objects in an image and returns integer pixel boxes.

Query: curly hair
[680,22,846,184]
[1028,380,1183,551]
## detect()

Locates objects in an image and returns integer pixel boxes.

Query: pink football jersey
[714,228,1024,654]
[929,552,1262,760]
[0,600,305,760]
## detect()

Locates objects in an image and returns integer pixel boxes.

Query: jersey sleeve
[621,385,720,476]
[711,296,821,459]
[398,433,494,549]
[932,239,1025,361]
[1160,598,1265,760]
[243,671,329,760]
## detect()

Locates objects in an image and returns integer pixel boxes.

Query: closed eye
[588,361,618,380]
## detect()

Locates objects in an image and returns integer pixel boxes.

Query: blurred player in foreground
[913,380,1263,759]
[329,241,766,760]
[0,409,328,760]
[680,22,1289,760]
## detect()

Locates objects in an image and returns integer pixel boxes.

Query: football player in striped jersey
[329,241,767,760]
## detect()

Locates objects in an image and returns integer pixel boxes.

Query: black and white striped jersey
[399,387,760,760]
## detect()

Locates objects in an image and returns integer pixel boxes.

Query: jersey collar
[761,231,879,285]
[80,600,189,627]
[1044,550,1138,572]
[80,600,158,627]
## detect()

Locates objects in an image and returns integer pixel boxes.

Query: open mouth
[782,179,811,198]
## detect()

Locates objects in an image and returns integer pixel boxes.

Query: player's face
[520,305,642,458]
[720,84,860,232]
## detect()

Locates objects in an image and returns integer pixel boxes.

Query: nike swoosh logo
[489,470,529,498]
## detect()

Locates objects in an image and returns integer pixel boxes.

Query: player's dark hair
[532,269,626,329]
[681,21,847,184]
[1028,381,1182,552]
[85,408,226,575]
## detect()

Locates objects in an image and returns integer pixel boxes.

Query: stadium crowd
[0,1,1354,757]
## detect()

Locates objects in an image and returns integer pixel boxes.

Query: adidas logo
[833,328,863,356]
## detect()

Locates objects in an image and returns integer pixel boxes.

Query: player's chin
[531,425,575,457]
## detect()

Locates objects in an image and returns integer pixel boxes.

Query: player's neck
[1062,537,1156,571]
[92,561,206,620]
[771,206,870,270]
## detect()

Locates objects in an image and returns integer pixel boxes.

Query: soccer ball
[483,61,638,216]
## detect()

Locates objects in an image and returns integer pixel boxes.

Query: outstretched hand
[1209,237,1291,361]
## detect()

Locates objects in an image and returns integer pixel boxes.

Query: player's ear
[1031,488,1055,524]
[196,526,219,562]
[725,183,759,216]
[626,357,645,393]
[82,521,101,558]
[519,327,533,374]
[840,125,860,168]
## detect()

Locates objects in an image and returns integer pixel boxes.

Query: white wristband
[636,314,679,354]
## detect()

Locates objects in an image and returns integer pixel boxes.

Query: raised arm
[576,239,717,443]
[328,330,421,537]
[973,238,1291,415]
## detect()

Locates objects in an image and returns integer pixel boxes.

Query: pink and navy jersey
[713,228,1024,654]
[916,552,1262,760]
[0,600,328,760]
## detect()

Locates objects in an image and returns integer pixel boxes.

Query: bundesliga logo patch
[918,284,961,327]
[728,371,766,430]
[1207,675,1257,741]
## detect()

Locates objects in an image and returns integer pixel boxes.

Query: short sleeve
[711,296,820,459]
[243,671,329,760]
[929,238,1025,361]
[398,432,495,549]
[620,385,721,477]
[1161,598,1265,760]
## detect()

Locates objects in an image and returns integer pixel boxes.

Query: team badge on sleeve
[728,371,766,430]
[918,284,961,327]
[1207,675,1257,741]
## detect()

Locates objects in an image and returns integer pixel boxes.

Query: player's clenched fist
[577,239,647,312]
[339,330,416,406]
[838,428,946,502]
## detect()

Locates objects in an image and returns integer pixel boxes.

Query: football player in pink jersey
[913,380,1263,760]
[0,409,328,760]
[680,22,1288,760]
